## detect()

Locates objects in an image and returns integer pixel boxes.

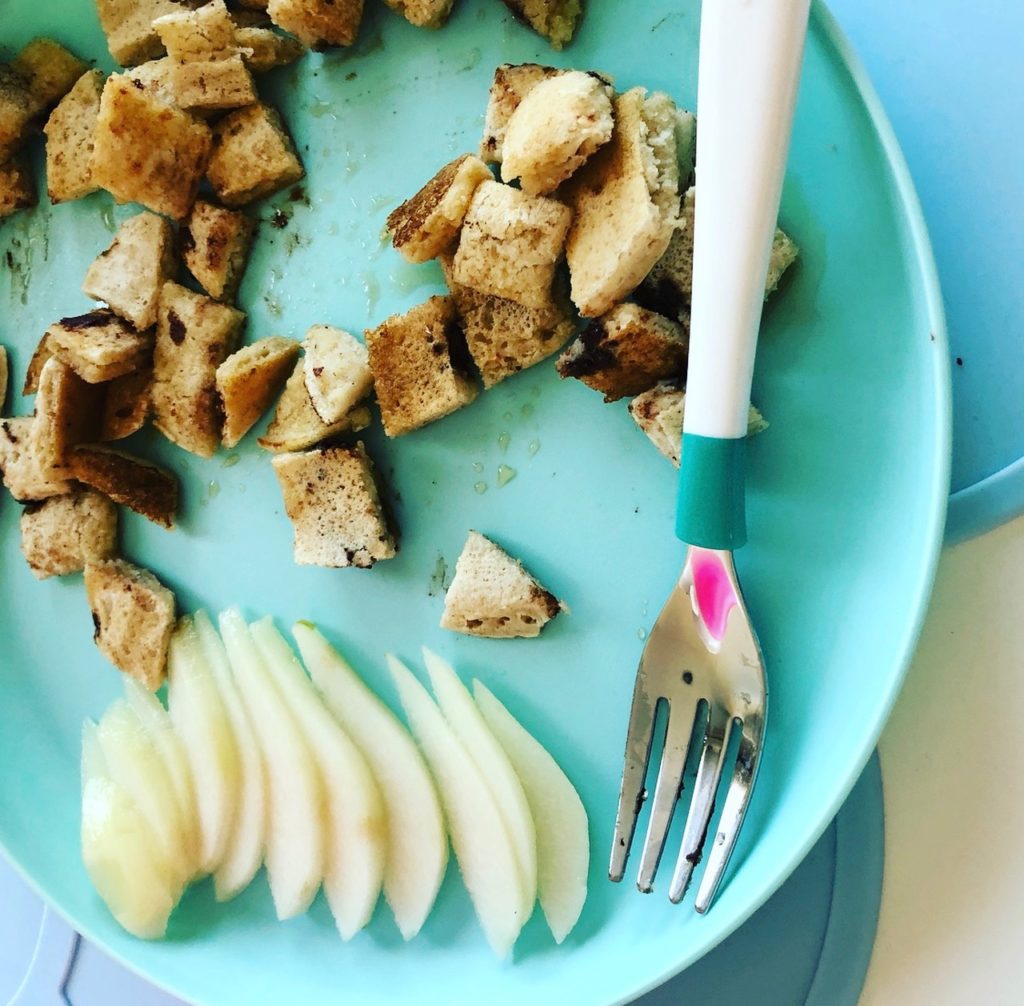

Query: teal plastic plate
[0,2,948,1005]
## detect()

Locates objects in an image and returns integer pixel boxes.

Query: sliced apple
[293,623,447,940]
[81,720,178,939]
[192,610,268,903]
[388,654,526,958]
[252,618,386,939]
[95,700,194,891]
[122,679,200,870]
[166,616,240,876]
[474,682,590,943]
[219,608,325,919]
[422,648,537,919]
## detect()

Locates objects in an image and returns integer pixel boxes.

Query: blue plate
[0,2,948,1004]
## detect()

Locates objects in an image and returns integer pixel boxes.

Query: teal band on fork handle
[676,434,748,551]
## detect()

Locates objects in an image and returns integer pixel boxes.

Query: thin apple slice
[166,616,240,876]
[293,623,447,940]
[422,648,537,919]
[123,679,200,871]
[252,618,386,939]
[95,700,194,891]
[193,611,267,903]
[388,654,526,958]
[474,682,590,943]
[81,721,178,939]
[219,608,325,920]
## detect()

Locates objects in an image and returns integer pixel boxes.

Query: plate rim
[0,1,951,1002]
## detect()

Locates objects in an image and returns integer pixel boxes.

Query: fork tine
[694,721,764,913]
[609,680,660,881]
[636,698,701,892]
[668,708,734,903]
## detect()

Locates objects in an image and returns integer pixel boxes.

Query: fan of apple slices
[80,610,590,957]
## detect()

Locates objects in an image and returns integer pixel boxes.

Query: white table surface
[3,521,1017,1004]
[859,516,1024,1005]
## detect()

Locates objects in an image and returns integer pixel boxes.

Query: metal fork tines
[609,548,766,912]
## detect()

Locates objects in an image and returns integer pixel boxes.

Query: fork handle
[676,0,811,550]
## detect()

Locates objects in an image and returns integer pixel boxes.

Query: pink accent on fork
[690,548,738,642]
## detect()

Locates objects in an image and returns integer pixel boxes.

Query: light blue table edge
[945,461,1024,546]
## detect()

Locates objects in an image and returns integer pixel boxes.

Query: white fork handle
[683,0,811,440]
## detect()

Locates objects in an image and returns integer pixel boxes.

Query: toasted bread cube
[0,66,35,160]
[123,58,177,106]
[46,310,153,384]
[232,3,272,21]
[556,303,687,402]
[84,558,175,690]
[181,200,256,301]
[501,71,614,195]
[207,103,302,207]
[302,325,373,424]
[30,357,103,483]
[100,367,152,441]
[153,0,239,60]
[452,181,572,310]
[480,63,563,165]
[0,345,6,412]
[565,89,682,318]
[441,531,561,638]
[388,154,493,264]
[152,282,245,457]
[20,489,118,579]
[0,417,70,501]
[216,335,298,447]
[68,444,178,529]
[498,0,582,50]
[366,296,478,437]
[629,382,768,468]
[257,357,370,452]
[22,334,54,395]
[267,0,364,49]
[93,75,213,220]
[379,0,454,28]
[628,381,684,466]
[43,70,104,203]
[82,212,176,331]
[95,0,198,66]
[637,188,798,320]
[11,39,89,112]
[235,26,305,73]
[272,443,397,568]
[0,152,35,219]
[765,230,799,296]
[634,186,694,321]
[170,55,256,111]
[440,253,575,388]
[153,4,256,110]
